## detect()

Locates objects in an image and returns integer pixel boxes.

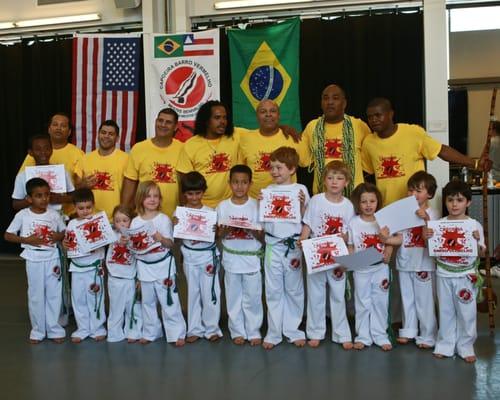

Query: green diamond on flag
[154,35,184,58]
[228,17,301,130]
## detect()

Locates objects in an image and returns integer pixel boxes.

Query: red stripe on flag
[111,91,118,126]
[191,38,213,45]
[71,38,78,146]
[81,38,89,152]
[184,50,214,56]
[120,91,128,151]
[131,91,138,148]
[91,38,99,151]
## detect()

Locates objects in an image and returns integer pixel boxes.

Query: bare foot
[29,339,41,344]
[233,337,245,345]
[139,338,151,345]
[293,339,306,348]
[186,336,200,343]
[307,339,320,348]
[381,344,393,351]
[175,339,185,347]
[353,342,365,350]
[397,337,410,344]
[262,341,274,350]
[342,342,354,350]
[464,355,476,363]
[127,339,138,344]
[249,338,262,346]
[208,335,220,342]
[94,335,106,342]
[71,337,83,344]
[433,353,445,359]
[52,337,65,344]
[417,343,432,350]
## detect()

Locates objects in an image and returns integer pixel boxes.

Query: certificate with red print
[259,188,301,224]
[218,216,262,231]
[302,235,349,274]
[173,207,217,243]
[123,222,161,255]
[74,212,117,253]
[26,164,66,193]
[427,220,477,257]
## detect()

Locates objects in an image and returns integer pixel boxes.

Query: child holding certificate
[299,160,354,349]
[424,181,485,363]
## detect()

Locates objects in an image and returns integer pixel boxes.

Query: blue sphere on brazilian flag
[249,65,284,101]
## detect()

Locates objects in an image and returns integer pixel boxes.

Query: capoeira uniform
[433,217,484,360]
[106,238,142,342]
[66,218,106,340]
[263,183,309,345]
[177,205,222,339]
[6,208,66,341]
[349,216,391,348]
[396,207,439,346]
[132,213,186,343]
[303,194,354,343]
[217,198,263,340]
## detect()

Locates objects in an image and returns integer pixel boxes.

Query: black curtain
[448,89,468,155]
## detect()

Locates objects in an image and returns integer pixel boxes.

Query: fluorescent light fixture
[214,0,313,10]
[450,6,500,32]
[0,22,16,30]
[15,13,101,28]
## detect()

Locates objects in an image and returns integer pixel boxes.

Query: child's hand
[25,234,46,247]
[163,238,174,249]
[340,232,349,244]
[172,216,179,226]
[416,207,430,221]
[49,231,65,244]
[472,230,481,241]
[257,191,264,201]
[119,235,128,245]
[422,227,434,239]
[379,226,391,243]
[153,232,163,243]
[298,190,306,205]
[383,246,393,264]
[81,173,97,188]
[135,281,141,290]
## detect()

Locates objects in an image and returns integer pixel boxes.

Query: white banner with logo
[146,30,220,142]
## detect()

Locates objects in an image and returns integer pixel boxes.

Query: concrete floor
[0,256,499,400]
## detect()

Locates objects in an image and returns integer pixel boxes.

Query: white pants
[264,243,305,345]
[140,279,186,342]
[71,269,107,339]
[399,270,437,346]
[354,266,391,347]
[107,276,143,342]
[434,275,477,359]
[306,268,352,343]
[224,270,263,340]
[25,259,65,341]
[184,261,222,339]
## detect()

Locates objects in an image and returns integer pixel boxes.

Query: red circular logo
[165,66,206,109]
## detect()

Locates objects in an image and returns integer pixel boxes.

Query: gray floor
[0,256,499,400]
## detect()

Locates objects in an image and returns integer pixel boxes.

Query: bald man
[301,84,371,196]
[239,99,307,198]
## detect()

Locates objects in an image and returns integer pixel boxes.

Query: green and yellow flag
[228,18,301,130]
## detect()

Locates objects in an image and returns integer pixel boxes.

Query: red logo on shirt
[33,224,53,245]
[110,244,132,265]
[361,233,384,253]
[227,227,252,240]
[405,227,425,248]
[207,153,230,173]
[323,215,343,235]
[65,231,77,250]
[325,138,342,158]
[255,152,272,172]
[152,163,175,183]
[93,171,113,191]
[377,156,405,179]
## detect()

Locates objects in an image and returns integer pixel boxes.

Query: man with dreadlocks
[301,84,371,197]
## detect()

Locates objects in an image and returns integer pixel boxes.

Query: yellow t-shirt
[124,138,183,217]
[361,123,442,206]
[75,149,129,219]
[176,129,242,208]
[302,116,370,193]
[239,128,309,198]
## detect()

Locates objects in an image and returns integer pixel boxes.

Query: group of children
[5,146,485,363]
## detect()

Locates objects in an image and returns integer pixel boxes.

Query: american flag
[72,34,141,152]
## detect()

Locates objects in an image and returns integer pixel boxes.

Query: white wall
[449,29,500,157]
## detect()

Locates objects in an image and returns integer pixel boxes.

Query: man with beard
[75,120,129,219]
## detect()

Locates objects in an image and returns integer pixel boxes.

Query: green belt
[137,251,171,265]
[70,258,104,319]
[436,258,484,302]
[182,243,219,305]
[221,244,264,258]
[265,233,299,257]
[138,251,176,306]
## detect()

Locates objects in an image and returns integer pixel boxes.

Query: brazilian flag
[228,17,301,130]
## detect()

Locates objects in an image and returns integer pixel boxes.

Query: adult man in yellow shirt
[75,120,129,219]
[302,84,371,196]
[121,108,183,217]
[176,101,241,208]
[362,97,489,206]
[240,99,307,198]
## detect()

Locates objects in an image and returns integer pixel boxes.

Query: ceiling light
[15,13,101,28]
[214,0,313,10]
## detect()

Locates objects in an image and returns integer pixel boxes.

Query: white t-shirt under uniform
[303,194,355,238]
[348,215,387,273]
[106,234,137,279]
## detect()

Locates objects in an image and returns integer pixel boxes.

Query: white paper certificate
[335,248,384,271]
[26,164,66,193]
[375,195,424,234]
[173,207,217,243]
[74,212,117,253]
[259,188,301,224]
[302,235,349,274]
[427,220,478,257]
[123,223,161,255]
[218,217,262,231]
